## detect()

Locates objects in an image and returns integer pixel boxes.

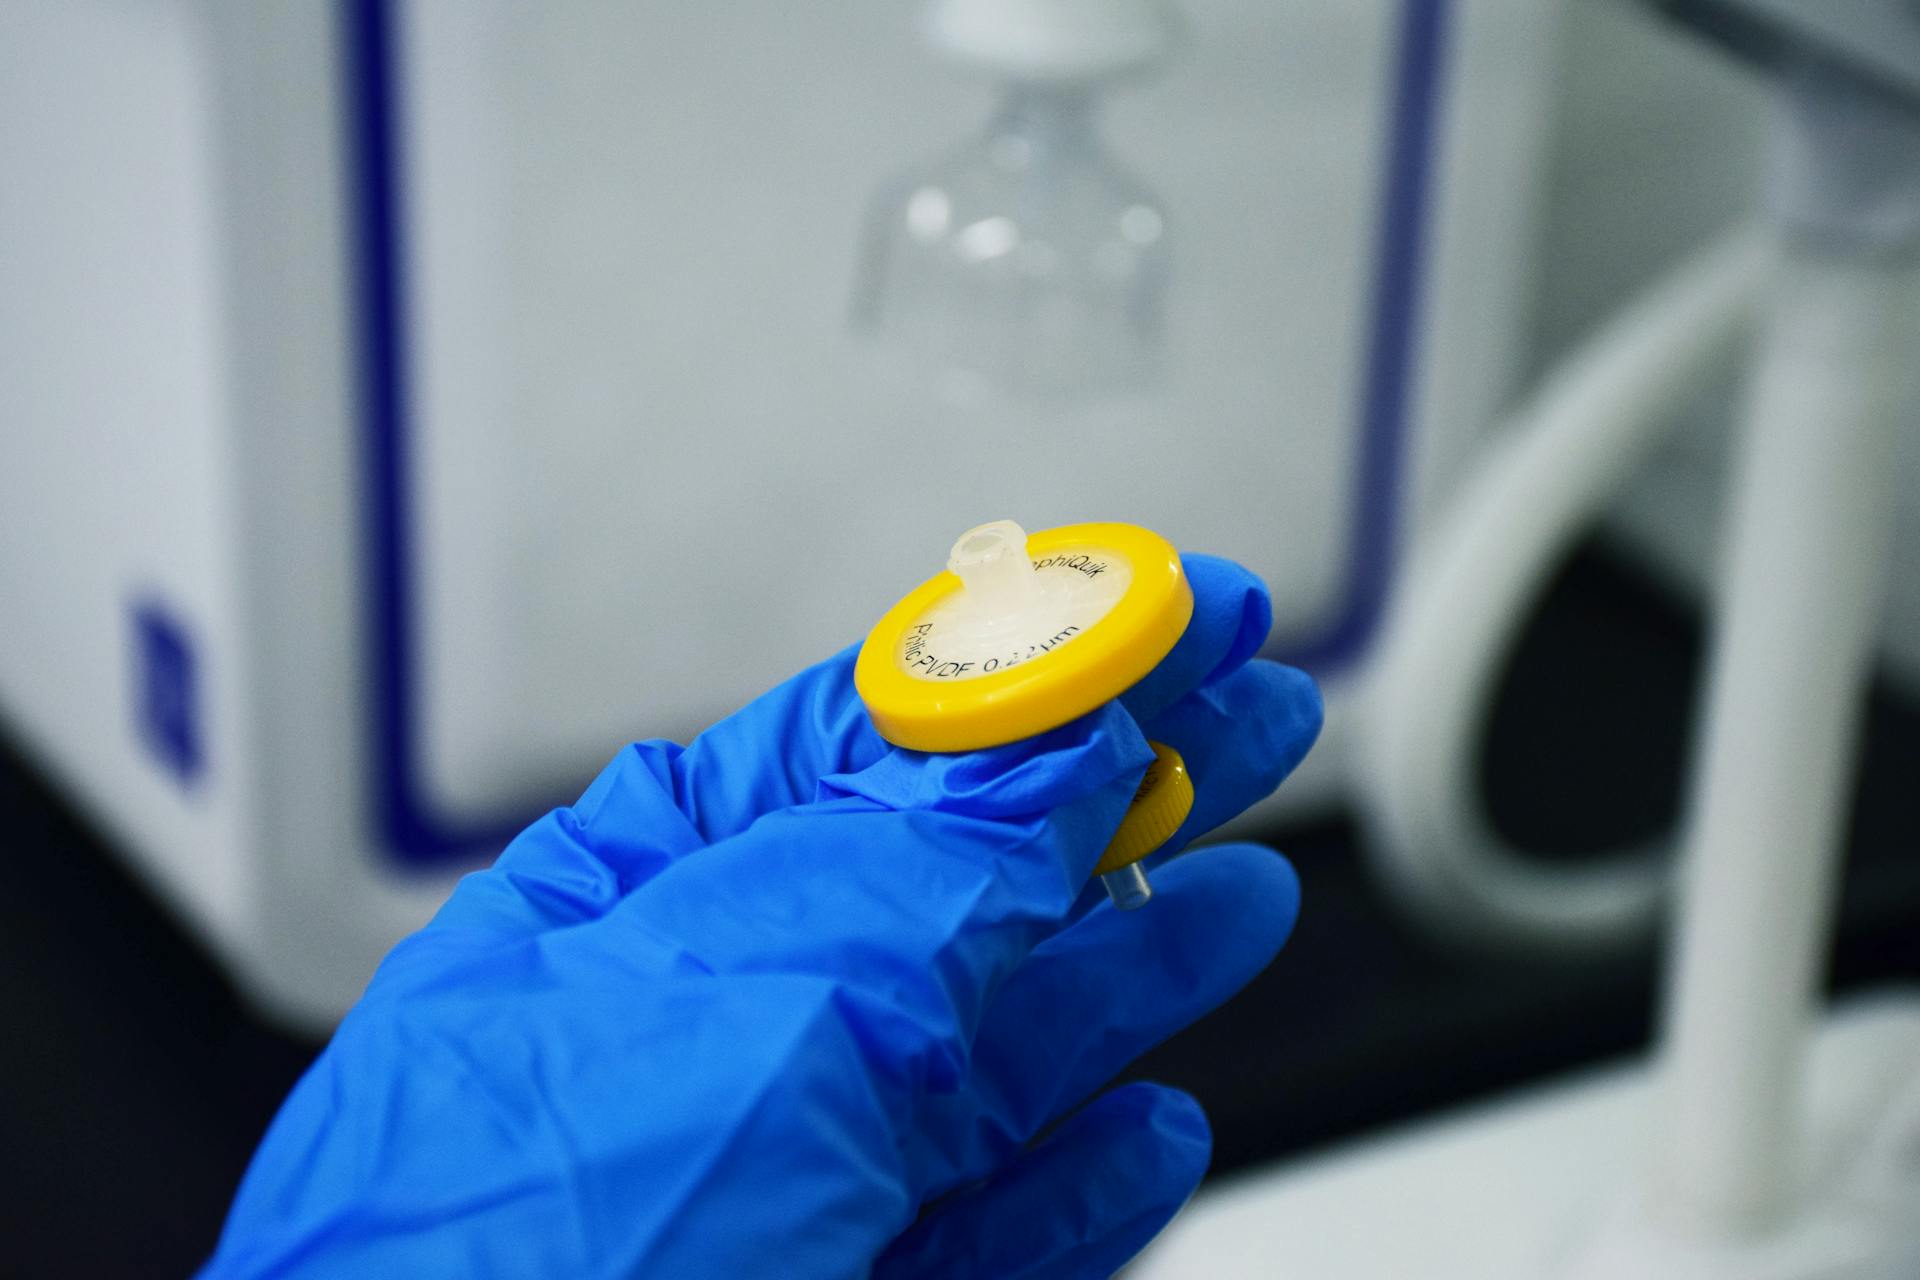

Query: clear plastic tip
[1101,862,1153,910]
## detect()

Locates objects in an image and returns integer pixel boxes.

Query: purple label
[131,599,203,786]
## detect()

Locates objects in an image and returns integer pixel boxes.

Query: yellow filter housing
[855,520,1192,753]
[1094,742,1193,875]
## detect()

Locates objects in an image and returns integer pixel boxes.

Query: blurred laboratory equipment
[1632,4,1920,1273]
[851,0,1175,399]
[1142,1,1920,1275]
[0,0,1564,1025]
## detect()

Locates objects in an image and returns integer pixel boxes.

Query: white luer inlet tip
[924,0,1178,82]
[947,519,1040,620]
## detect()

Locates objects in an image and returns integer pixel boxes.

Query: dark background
[4,543,1917,1279]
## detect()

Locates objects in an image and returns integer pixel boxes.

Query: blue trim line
[1277,0,1449,674]
[343,0,524,863]
[342,0,1446,863]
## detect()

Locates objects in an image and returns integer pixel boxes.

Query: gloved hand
[201,556,1321,1280]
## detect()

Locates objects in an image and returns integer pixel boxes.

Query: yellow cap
[855,521,1192,752]
[1094,742,1193,875]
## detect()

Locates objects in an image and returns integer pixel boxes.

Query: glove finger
[1117,554,1273,724]
[916,844,1297,1185]
[595,704,1157,1089]
[873,1082,1211,1280]
[1139,658,1322,853]
[1054,657,1317,930]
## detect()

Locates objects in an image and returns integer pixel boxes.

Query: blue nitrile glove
[201,555,1321,1280]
